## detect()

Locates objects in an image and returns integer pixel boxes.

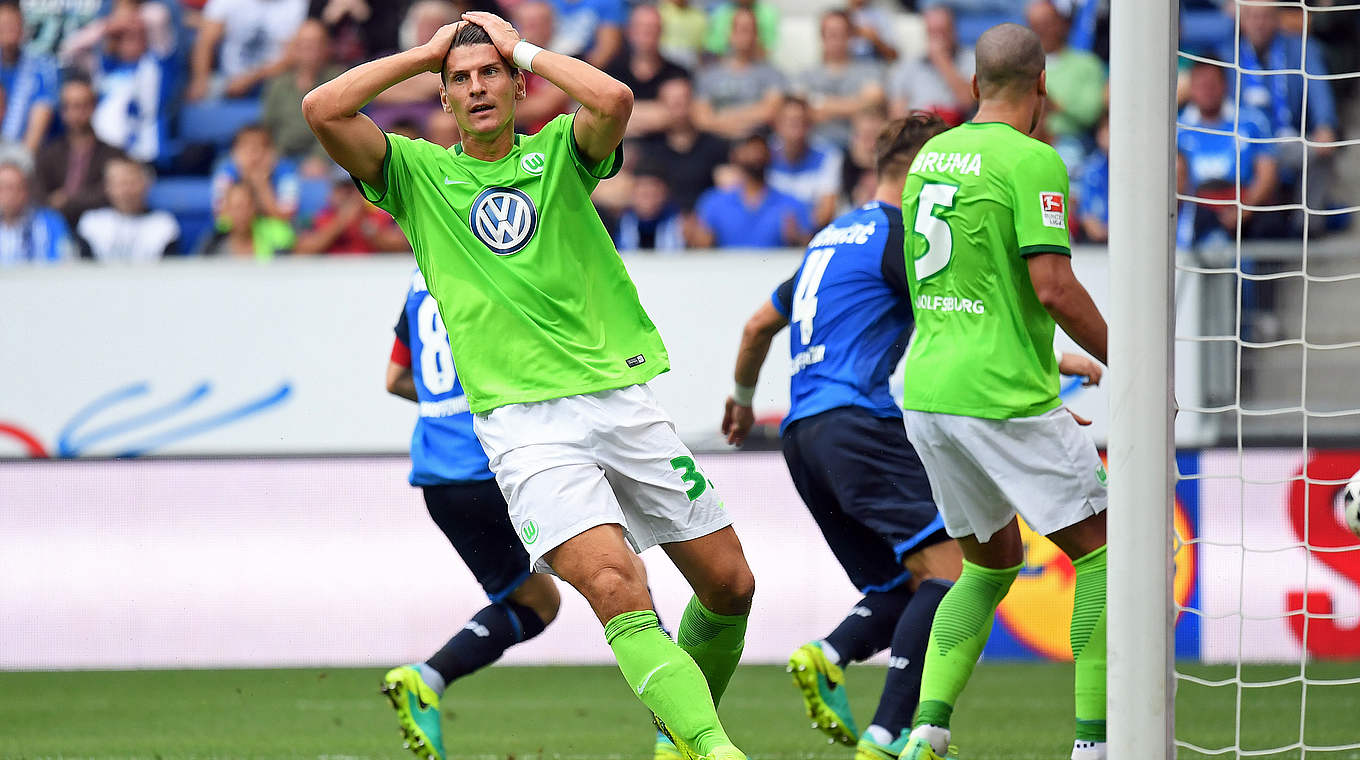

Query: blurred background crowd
[0,0,1355,265]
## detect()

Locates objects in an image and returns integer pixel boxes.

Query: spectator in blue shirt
[548,0,624,68]
[211,124,301,221]
[614,163,686,253]
[0,160,73,266]
[90,4,175,165]
[1075,113,1108,243]
[1177,62,1280,243]
[0,2,56,154]
[767,96,842,230]
[1220,3,1338,215]
[692,133,812,249]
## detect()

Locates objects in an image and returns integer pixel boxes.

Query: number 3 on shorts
[669,456,708,501]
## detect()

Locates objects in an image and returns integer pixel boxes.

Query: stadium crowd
[0,0,1353,265]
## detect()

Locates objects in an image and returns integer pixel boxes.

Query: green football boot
[651,714,746,760]
[655,730,685,760]
[787,641,859,745]
[380,665,445,760]
[855,729,911,760]
[899,735,960,760]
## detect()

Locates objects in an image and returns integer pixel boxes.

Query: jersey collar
[453,133,522,157]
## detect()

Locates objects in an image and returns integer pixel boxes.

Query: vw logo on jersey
[520,152,546,175]
[470,186,538,255]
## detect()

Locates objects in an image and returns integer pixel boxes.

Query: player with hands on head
[304,12,753,760]
[895,23,1110,760]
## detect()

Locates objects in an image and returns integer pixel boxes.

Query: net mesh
[1174,1,1360,758]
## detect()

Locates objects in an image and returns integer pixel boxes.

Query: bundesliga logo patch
[1040,192,1065,228]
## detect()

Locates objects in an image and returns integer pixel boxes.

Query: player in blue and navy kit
[379,269,562,760]
[721,113,964,760]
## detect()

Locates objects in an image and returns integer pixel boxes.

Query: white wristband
[732,383,755,407]
[512,40,544,73]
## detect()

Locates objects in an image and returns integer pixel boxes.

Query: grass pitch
[1,662,1357,760]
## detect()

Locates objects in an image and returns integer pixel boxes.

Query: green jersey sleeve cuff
[352,132,394,205]
[568,110,624,180]
[1018,244,1071,258]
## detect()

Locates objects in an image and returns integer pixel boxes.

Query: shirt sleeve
[564,112,623,184]
[390,336,412,367]
[878,214,909,297]
[393,303,411,346]
[1010,147,1073,258]
[597,0,626,26]
[771,275,795,318]
[354,132,413,218]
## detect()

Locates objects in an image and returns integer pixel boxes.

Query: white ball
[1344,470,1360,538]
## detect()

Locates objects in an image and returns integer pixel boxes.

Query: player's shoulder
[808,202,897,250]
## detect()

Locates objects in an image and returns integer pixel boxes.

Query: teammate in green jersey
[303,14,752,760]
[896,24,1111,760]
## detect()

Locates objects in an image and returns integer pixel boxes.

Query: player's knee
[579,562,648,612]
[703,562,755,615]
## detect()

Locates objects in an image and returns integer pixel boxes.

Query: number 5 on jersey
[913,183,959,281]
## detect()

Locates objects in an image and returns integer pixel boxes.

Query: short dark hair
[974,23,1045,99]
[822,8,852,27]
[875,110,948,177]
[232,123,271,147]
[442,22,517,82]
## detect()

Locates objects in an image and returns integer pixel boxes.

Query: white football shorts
[903,407,1108,543]
[473,383,733,573]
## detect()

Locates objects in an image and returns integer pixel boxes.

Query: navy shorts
[781,406,949,593]
[422,478,531,603]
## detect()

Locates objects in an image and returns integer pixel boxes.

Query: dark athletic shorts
[781,406,949,593]
[422,478,531,602]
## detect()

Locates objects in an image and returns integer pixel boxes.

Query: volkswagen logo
[469,186,538,255]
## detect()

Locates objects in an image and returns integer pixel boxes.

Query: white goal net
[1163,1,1360,759]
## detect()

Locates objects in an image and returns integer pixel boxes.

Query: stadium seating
[178,99,263,148]
[146,176,215,254]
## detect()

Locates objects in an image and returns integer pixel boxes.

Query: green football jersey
[900,121,1072,419]
[359,113,669,413]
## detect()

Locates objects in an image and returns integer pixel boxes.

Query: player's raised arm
[462,11,633,165]
[302,22,463,189]
[723,298,789,446]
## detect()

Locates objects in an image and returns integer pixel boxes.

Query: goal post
[1107,2,1179,760]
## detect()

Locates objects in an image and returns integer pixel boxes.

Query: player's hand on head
[461,11,522,62]
[722,397,755,447]
[420,20,466,72]
[1058,352,1103,387]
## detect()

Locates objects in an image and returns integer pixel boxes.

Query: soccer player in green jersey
[303,14,752,760]
[896,24,1111,760]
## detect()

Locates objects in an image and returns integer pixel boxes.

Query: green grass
[0,663,1357,760]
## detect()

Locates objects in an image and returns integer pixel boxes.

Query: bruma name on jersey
[771,201,912,432]
[395,269,494,486]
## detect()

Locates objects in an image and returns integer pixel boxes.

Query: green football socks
[605,609,734,754]
[676,596,749,706]
[913,560,1022,730]
[1071,546,1108,743]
